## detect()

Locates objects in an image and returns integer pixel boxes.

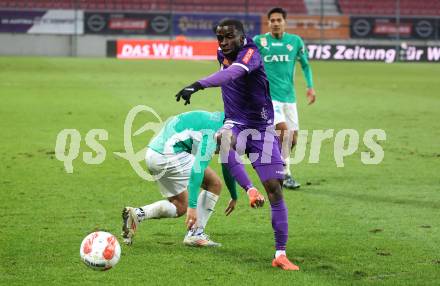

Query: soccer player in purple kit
[175,19,299,271]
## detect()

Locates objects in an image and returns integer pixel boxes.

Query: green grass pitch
[1,57,439,285]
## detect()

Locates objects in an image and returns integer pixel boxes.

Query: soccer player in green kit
[122,110,251,247]
[254,7,316,189]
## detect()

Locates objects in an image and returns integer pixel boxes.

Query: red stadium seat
[12,0,433,17]
[0,0,306,14]
[338,0,438,16]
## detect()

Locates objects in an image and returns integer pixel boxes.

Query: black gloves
[175,81,203,105]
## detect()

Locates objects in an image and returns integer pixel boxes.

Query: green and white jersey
[148,110,229,208]
[149,110,224,156]
[253,32,314,103]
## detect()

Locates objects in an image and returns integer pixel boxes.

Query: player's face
[216,25,244,58]
[268,13,286,38]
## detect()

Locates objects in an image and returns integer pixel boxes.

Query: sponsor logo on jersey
[286,44,293,51]
[261,107,268,120]
[271,43,283,46]
[242,48,255,64]
[260,38,268,47]
[264,54,290,62]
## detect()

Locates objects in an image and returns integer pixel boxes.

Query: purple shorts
[224,122,285,182]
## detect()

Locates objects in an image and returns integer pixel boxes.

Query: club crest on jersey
[286,44,293,51]
[260,38,268,47]
[242,49,255,64]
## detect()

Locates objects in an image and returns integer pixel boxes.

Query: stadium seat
[0,0,308,14]
[11,0,437,16]
[338,0,440,16]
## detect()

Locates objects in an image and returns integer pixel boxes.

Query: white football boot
[121,207,141,245]
[183,230,222,247]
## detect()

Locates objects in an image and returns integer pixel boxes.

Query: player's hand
[175,82,203,105]
[185,207,197,229]
[224,199,237,216]
[247,188,265,208]
[306,88,316,105]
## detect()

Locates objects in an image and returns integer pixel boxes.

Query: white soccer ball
[80,231,121,271]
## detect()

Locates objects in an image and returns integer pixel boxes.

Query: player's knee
[175,203,187,217]
[264,179,283,202]
[169,198,187,217]
[276,123,288,134]
[207,179,222,195]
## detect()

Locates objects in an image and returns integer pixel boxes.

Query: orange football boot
[272,255,300,271]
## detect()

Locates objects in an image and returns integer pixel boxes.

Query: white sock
[275,250,286,258]
[196,190,219,232]
[284,156,292,177]
[138,200,177,221]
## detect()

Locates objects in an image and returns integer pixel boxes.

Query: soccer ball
[80,231,121,271]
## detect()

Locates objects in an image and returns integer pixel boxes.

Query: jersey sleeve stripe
[231,62,249,72]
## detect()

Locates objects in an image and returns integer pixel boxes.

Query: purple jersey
[217,38,274,128]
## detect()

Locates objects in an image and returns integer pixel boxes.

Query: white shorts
[145,148,195,198]
[273,100,299,131]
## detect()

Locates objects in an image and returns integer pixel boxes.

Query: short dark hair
[267,7,287,19]
[215,19,245,35]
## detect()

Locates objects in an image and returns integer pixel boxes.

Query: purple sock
[222,150,253,190]
[270,199,289,251]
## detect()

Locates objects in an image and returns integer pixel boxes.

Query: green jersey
[148,110,224,156]
[148,110,237,208]
[253,32,314,103]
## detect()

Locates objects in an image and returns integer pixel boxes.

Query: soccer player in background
[122,110,247,247]
[175,19,299,271]
[254,7,316,189]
